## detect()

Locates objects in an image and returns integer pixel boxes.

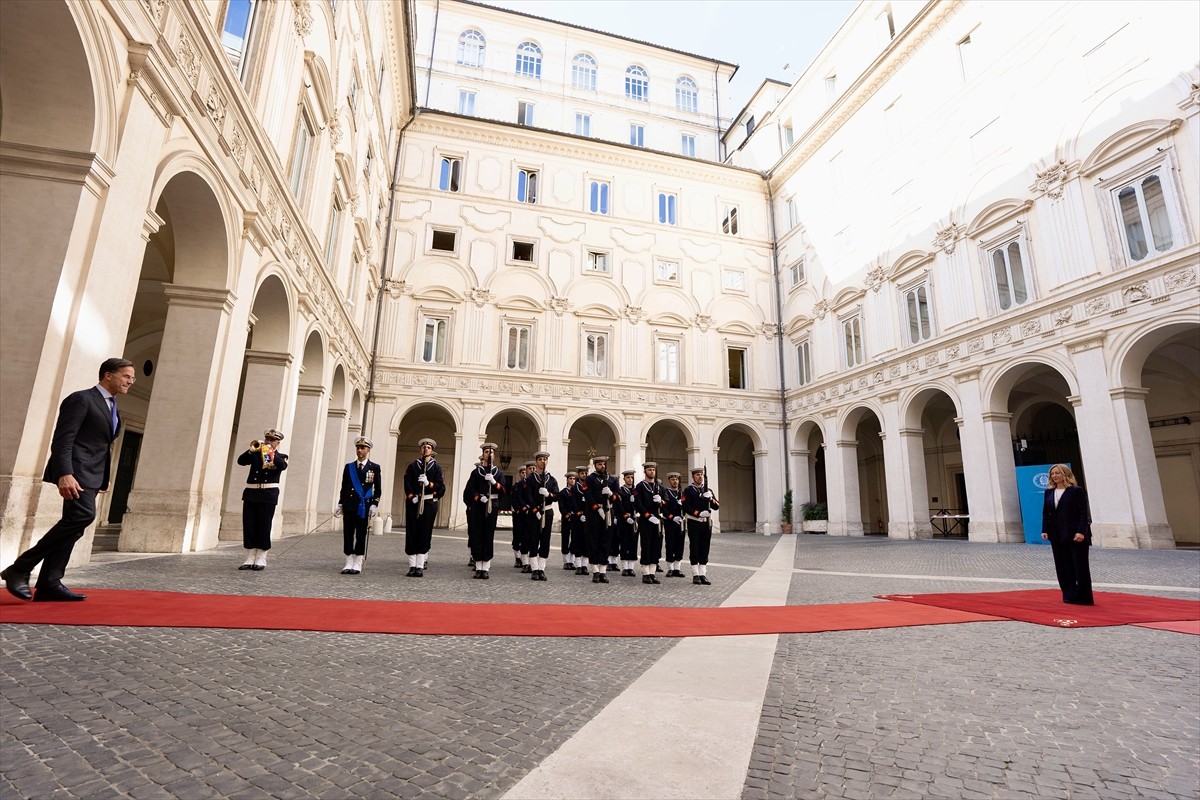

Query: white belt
[245,484,278,489]
[685,514,709,523]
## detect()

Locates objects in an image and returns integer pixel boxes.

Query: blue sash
[349,462,374,517]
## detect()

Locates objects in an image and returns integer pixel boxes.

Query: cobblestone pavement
[1,531,1196,799]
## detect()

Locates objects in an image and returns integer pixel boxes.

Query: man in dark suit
[334,436,382,575]
[2,358,135,601]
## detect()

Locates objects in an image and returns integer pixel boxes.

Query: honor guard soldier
[527,451,560,581]
[403,437,444,577]
[334,436,382,575]
[511,463,530,568]
[558,472,579,570]
[583,456,619,583]
[464,442,506,579]
[617,470,639,576]
[237,429,288,571]
[682,466,719,584]
[515,461,537,572]
[662,472,686,577]
[572,465,591,574]
[634,463,665,584]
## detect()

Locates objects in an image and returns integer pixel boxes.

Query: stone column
[827,438,864,536]
[218,350,294,541]
[879,392,919,539]
[315,408,349,520]
[954,368,1017,542]
[1108,387,1174,548]
[281,384,327,535]
[792,448,812,506]
[120,287,238,552]
[753,448,771,534]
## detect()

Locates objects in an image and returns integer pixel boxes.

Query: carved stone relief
[1019,319,1042,337]
[993,327,1012,345]
[1085,296,1111,316]
[1165,267,1197,291]
[932,222,964,255]
[1053,307,1073,327]
[1123,282,1151,303]
[292,0,314,36]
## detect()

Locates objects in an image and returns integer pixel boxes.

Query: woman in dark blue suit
[1040,464,1093,605]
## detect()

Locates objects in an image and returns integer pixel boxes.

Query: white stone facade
[1,0,1196,570]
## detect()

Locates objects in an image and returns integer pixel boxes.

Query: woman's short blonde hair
[1048,464,1078,487]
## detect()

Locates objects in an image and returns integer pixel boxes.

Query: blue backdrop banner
[1015,464,1066,544]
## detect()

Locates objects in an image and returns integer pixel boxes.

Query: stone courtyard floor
[1,529,1197,799]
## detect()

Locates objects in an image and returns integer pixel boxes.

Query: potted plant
[801,501,828,533]
[780,490,793,534]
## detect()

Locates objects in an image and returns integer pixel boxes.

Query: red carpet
[1133,620,1200,636]
[878,589,1200,628]
[0,589,998,638]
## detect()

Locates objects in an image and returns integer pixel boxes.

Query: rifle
[484,450,496,510]
[417,458,428,518]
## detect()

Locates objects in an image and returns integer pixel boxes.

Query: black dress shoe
[606,563,618,571]
[592,572,601,583]
[480,571,489,580]
[1,567,32,601]
[522,564,532,573]
[34,585,86,602]
[698,575,711,585]
[238,563,254,570]
[576,566,588,575]
[598,573,609,583]
[642,575,652,584]
[514,558,523,568]
[563,563,574,570]
[693,576,702,585]
[414,568,424,577]
[406,567,417,577]
[656,564,664,572]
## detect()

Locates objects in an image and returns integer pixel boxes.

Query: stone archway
[793,420,827,509]
[716,424,758,532]
[118,170,236,553]
[903,388,964,539]
[282,331,328,534]
[314,365,351,519]
[565,414,620,472]
[644,418,691,480]
[396,403,460,529]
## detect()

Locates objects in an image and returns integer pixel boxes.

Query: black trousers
[342,512,369,556]
[664,520,684,562]
[586,513,611,565]
[619,519,639,560]
[1050,539,1093,604]
[242,500,276,551]
[468,505,499,562]
[405,501,437,555]
[639,520,663,565]
[686,520,712,565]
[533,509,554,559]
[560,516,573,556]
[511,514,522,552]
[12,488,97,590]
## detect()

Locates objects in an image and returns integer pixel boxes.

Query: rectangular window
[324,197,342,266]
[904,283,934,344]
[430,228,457,253]
[347,73,358,112]
[1115,170,1176,263]
[439,156,462,192]
[584,332,608,377]
[630,124,645,148]
[420,317,448,364]
[517,168,538,204]
[458,90,476,116]
[722,270,745,292]
[783,124,794,147]
[681,134,696,158]
[517,101,534,126]
[575,113,591,136]
[957,34,973,82]
[586,250,610,273]
[511,239,535,263]
[657,339,680,383]
[721,204,739,236]
[588,180,609,215]
[788,258,805,287]
[655,261,680,284]
[988,237,1030,311]
[221,0,257,78]
[363,146,373,178]
[288,107,314,197]
[504,323,532,371]
[787,197,799,229]
[657,192,677,225]
[883,7,896,39]
[842,316,865,368]
[572,57,597,90]
[825,74,838,101]
[797,340,813,387]
[727,347,747,389]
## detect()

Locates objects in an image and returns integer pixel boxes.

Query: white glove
[652,494,662,504]
[484,474,496,485]
[602,487,612,497]
[649,515,660,525]
[700,510,711,519]
[478,496,489,504]
[410,496,419,504]
[368,506,378,518]
[580,515,587,522]
[536,512,543,521]
[418,474,429,485]
[334,504,343,518]
[703,490,713,499]
[625,517,635,526]
[539,487,549,497]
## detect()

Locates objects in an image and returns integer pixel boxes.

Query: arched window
[516,41,542,79]
[457,29,485,67]
[675,76,698,113]
[625,65,648,102]
[572,53,597,91]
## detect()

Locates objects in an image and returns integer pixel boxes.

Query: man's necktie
[110,398,119,435]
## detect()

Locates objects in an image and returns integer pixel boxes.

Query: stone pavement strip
[1,530,1197,800]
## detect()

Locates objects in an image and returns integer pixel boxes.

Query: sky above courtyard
[478,0,858,114]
